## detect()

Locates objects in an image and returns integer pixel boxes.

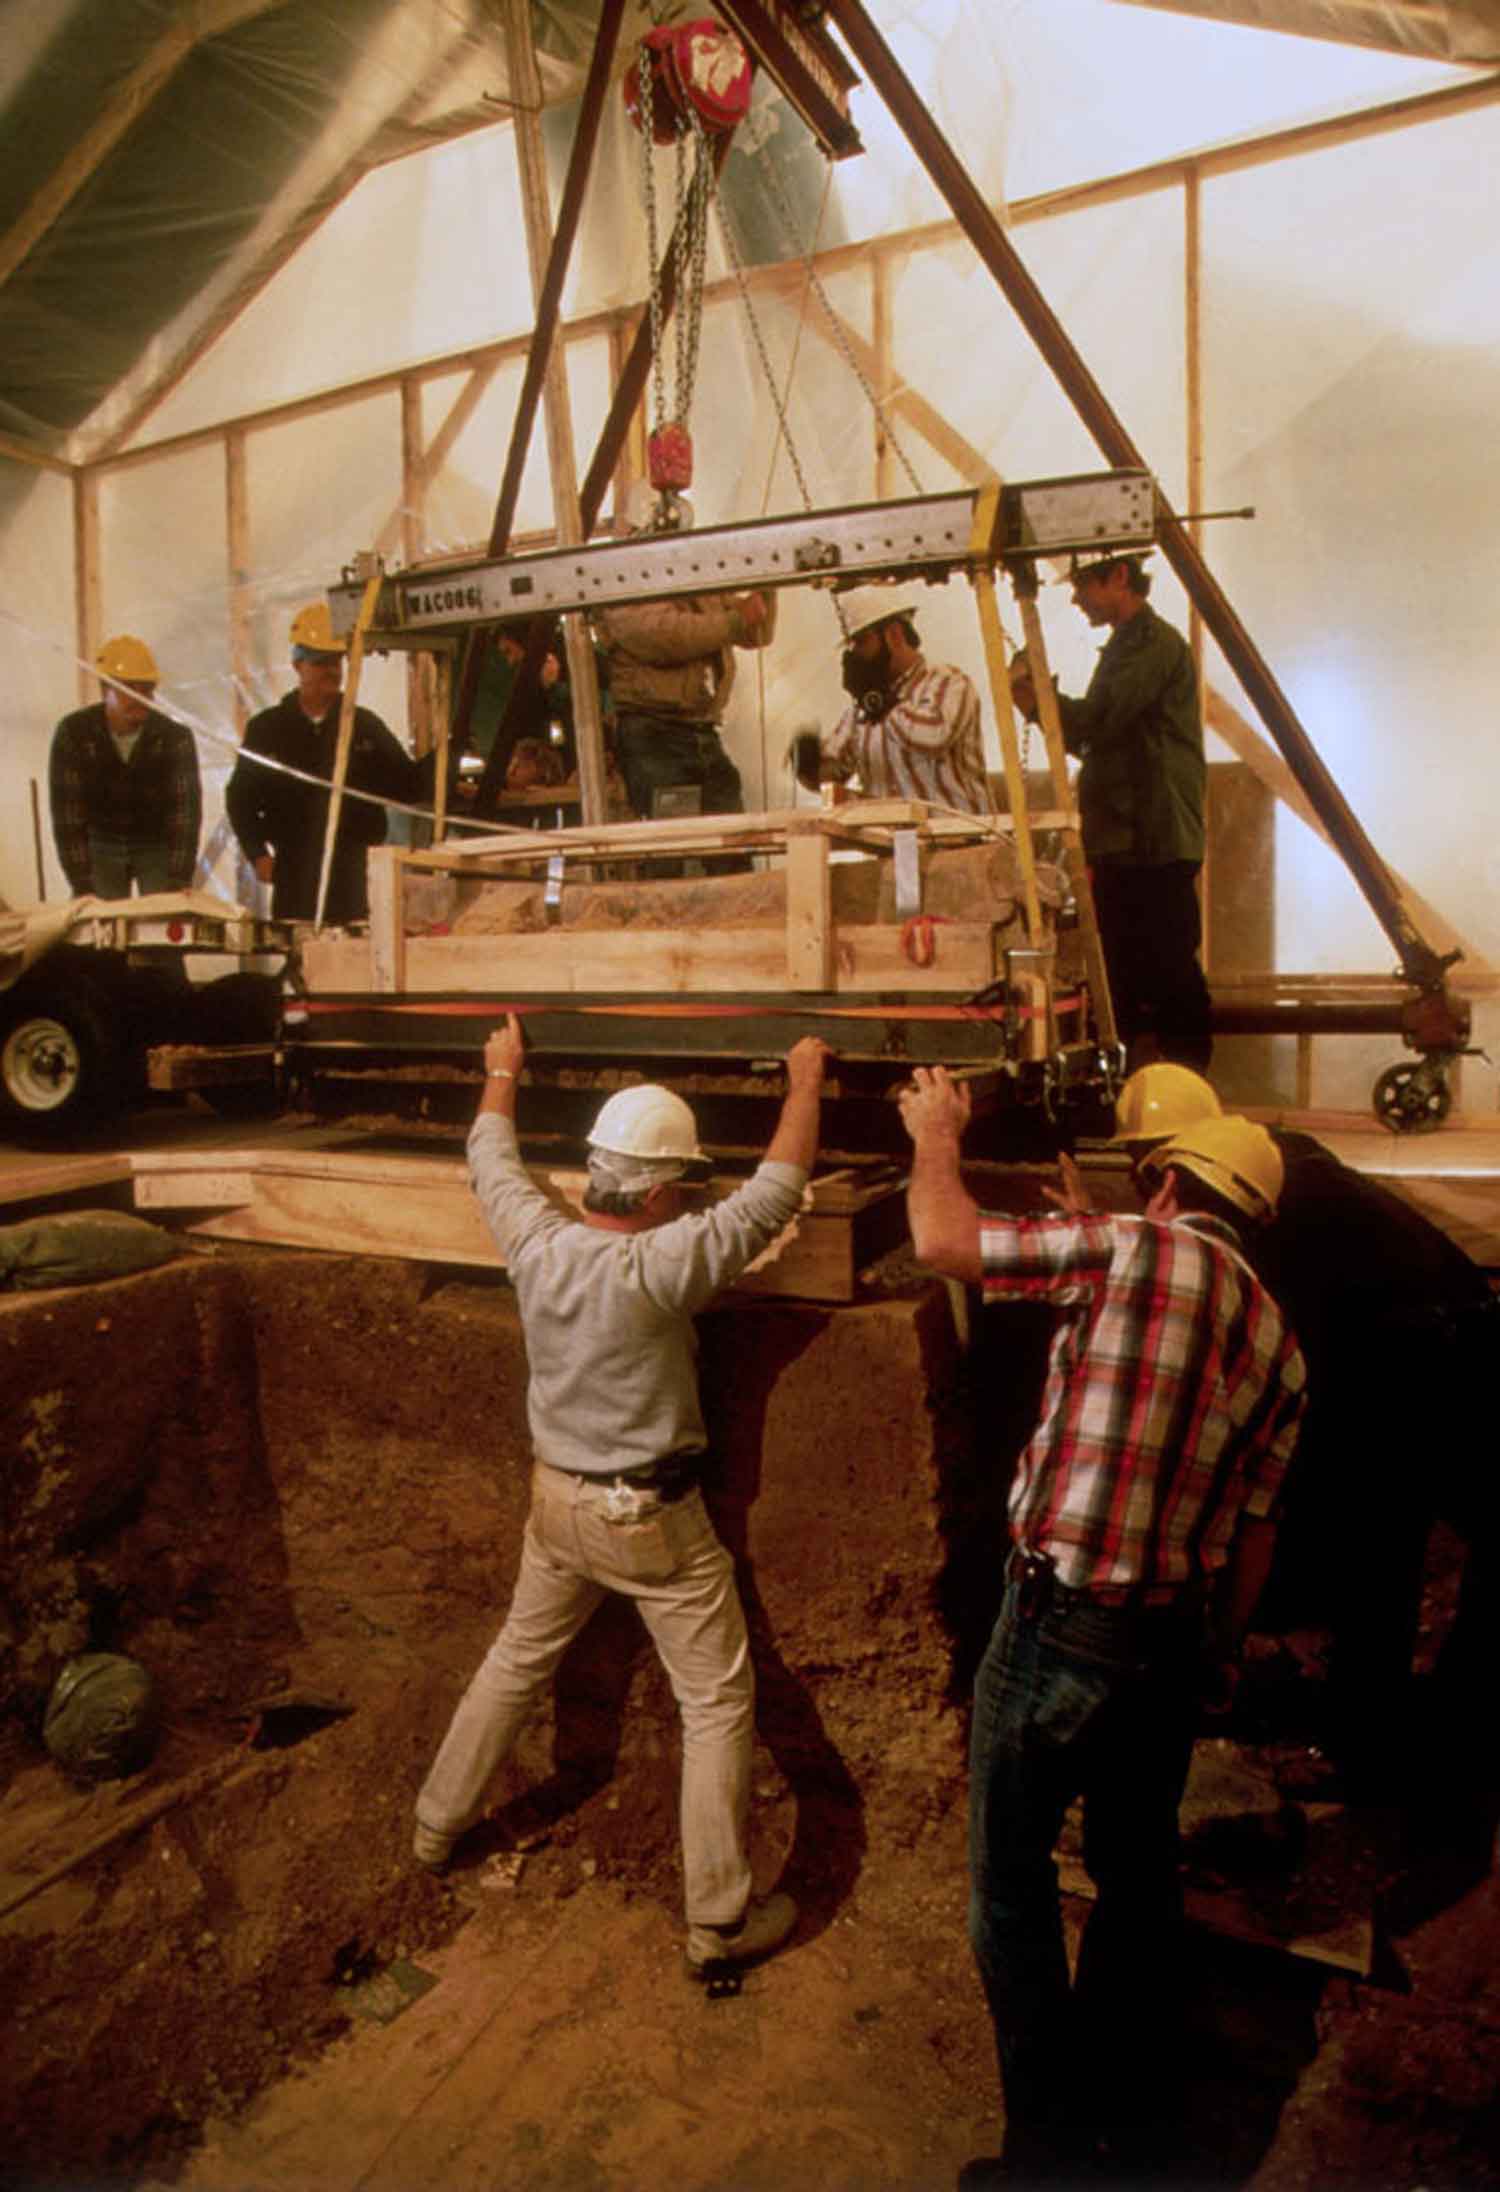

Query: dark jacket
[49,703,201,894]
[1058,605,1204,866]
[225,692,416,923]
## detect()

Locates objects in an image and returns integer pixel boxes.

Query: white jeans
[417,1462,754,1925]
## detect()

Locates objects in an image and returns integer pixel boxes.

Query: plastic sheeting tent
[2,0,1499,1108]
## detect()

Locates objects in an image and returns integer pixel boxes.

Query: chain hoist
[625,18,753,507]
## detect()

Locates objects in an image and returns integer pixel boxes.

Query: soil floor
[1,1186,1497,2190]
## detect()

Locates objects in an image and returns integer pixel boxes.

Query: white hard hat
[835,585,917,642]
[587,1083,702,1164]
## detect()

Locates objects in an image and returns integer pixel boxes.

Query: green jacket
[1058,604,1204,865]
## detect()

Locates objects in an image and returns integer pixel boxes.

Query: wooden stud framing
[785,826,835,990]
[500,0,610,829]
[72,470,100,707]
[225,427,251,740]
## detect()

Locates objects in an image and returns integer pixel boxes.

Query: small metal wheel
[1372,1058,1452,1134]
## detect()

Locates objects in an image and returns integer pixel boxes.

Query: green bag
[0,1208,182,1291]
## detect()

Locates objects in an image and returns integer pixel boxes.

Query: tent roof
[3,2,1498,466]
[0,0,606,459]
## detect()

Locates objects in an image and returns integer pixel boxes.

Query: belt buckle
[605,1480,647,1522]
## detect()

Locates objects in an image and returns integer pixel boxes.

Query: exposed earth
[1,1221,1497,2191]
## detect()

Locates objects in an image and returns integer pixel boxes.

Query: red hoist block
[624,22,754,141]
[648,420,694,491]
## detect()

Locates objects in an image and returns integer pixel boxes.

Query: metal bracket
[544,853,565,924]
[892,829,921,920]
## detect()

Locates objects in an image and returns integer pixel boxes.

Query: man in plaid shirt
[899,1069,1305,2183]
[49,634,200,899]
[797,589,991,814]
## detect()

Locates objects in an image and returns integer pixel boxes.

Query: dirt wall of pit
[0,1246,1034,2181]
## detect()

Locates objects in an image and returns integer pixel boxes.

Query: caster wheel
[1372,1060,1451,1134]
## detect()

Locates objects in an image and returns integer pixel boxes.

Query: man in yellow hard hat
[225,602,418,923]
[899,1064,1304,2180]
[1109,1061,1498,1806]
[49,634,201,899]
[414,1016,832,1983]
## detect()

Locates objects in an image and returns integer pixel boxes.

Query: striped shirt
[822,660,990,813]
[978,1208,1305,1595]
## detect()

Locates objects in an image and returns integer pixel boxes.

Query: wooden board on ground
[1056,1739,1378,1976]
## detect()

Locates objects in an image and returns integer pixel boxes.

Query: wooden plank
[785,831,833,991]
[134,1169,256,1210]
[0,1149,132,1209]
[366,847,407,993]
[299,920,998,996]
[130,1145,903,1301]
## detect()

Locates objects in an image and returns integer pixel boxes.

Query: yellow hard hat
[1140,1115,1284,1222]
[95,633,158,685]
[288,601,345,657]
[1113,1062,1222,1146]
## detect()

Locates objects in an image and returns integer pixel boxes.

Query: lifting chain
[638,22,722,494]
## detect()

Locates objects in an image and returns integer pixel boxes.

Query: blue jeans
[87,832,175,898]
[614,711,744,823]
[967,1563,1202,2150]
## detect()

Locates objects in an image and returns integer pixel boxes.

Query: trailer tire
[0,967,130,1135]
[188,972,284,1117]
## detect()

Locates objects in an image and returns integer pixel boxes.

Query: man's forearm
[907,1129,981,1281]
[765,1082,819,1172]
[477,1067,520,1121]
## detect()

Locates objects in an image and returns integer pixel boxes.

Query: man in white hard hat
[793,585,989,813]
[225,601,418,923]
[49,634,201,898]
[414,1016,831,1981]
[899,1069,1304,2182]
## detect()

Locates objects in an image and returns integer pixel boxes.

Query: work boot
[412,1820,456,1870]
[685,1891,796,1977]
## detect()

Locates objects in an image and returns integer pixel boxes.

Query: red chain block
[648,421,695,491]
[624,22,753,141]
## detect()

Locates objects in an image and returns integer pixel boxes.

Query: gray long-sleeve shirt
[468,1112,807,1475]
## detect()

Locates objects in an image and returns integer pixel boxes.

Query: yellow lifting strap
[966,483,1044,945]
[313,568,384,933]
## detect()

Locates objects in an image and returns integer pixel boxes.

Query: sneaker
[412,1820,456,1870]
[685,1891,796,1976]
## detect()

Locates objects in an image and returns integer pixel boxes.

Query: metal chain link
[751,129,924,497]
[639,47,667,437]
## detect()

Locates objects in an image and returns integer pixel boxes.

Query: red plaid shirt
[979,1209,1305,1594]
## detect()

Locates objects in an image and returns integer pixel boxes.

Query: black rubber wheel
[188,972,283,1117]
[190,971,283,1045]
[0,967,130,1134]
